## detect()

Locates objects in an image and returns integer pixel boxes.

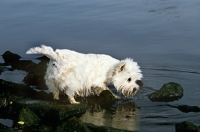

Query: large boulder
[148,82,183,102]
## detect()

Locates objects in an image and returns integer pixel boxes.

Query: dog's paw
[53,97,60,100]
[71,101,80,105]
[114,95,121,99]
[68,95,80,104]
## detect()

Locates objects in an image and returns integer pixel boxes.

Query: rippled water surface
[0,0,200,131]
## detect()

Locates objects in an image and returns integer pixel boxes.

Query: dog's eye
[52,63,55,66]
[127,78,131,82]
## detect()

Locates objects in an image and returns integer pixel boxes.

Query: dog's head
[112,58,143,97]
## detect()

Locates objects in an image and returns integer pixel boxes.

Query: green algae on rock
[148,82,183,102]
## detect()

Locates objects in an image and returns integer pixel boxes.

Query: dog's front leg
[52,90,60,100]
[93,86,121,99]
[68,95,80,104]
[105,87,121,99]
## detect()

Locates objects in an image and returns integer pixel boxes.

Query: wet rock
[148,82,183,102]
[23,58,48,90]
[56,117,91,132]
[170,105,200,113]
[0,123,10,131]
[0,76,130,131]
[79,90,119,110]
[86,123,134,132]
[0,65,3,74]
[11,60,37,72]
[22,124,51,132]
[175,121,200,132]
[7,101,87,131]
[16,108,41,126]
[0,79,50,101]
[26,102,87,125]
[2,51,21,64]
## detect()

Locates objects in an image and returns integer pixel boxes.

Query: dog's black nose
[136,80,143,87]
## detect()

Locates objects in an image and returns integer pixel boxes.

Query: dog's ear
[115,62,126,73]
[120,64,126,72]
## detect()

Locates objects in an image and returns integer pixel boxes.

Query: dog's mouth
[121,88,138,97]
[121,80,143,97]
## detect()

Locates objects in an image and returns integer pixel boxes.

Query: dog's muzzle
[136,80,143,87]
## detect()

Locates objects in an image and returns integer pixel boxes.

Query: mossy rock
[175,121,200,132]
[56,117,91,132]
[148,82,183,102]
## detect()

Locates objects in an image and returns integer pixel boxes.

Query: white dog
[26,45,143,104]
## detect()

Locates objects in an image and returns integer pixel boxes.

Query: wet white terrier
[26,45,143,104]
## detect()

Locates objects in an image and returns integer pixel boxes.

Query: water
[0,0,200,131]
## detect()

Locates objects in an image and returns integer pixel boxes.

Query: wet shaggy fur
[26,45,143,104]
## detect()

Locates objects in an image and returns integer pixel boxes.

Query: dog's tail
[26,45,57,60]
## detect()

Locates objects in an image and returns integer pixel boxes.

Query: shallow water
[0,0,200,131]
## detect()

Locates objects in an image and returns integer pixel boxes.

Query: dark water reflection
[0,0,200,131]
[80,101,138,131]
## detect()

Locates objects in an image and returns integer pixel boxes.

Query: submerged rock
[170,105,200,113]
[148,82,183,102]
[175,121,200,132]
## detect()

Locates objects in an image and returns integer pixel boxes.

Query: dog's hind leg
[46,79,60,100]
[68,95,80,104]
[93,87,104,96]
